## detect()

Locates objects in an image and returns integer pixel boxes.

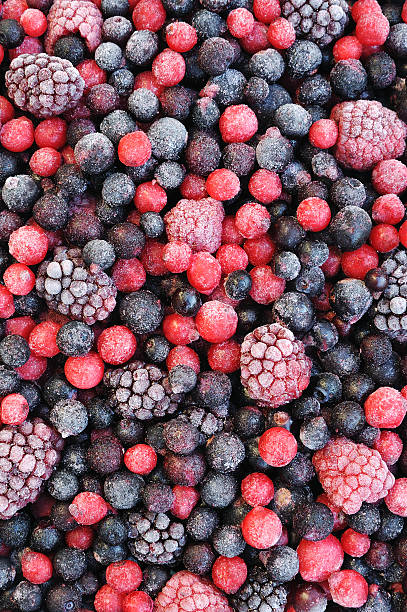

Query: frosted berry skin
[45,0,103,54]
[312,437,395,515]
[164,198,225,254]
[297,534,344,582]
[330,100,407,171]
[0,418,63,520]
[240,323,311,409]
[154,570,232,611]
[364,387,407,429]
[328,569,368,608]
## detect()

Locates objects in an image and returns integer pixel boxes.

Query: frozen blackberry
[187,507,219,540]
[231,566,288,612]
[74,133,115,175]
[104,360,183,420]
[179,405,227,442]
[330,59,367,100]
[0,334,30,368]
[201,471,237,508]
[103,470,143,510]
[286,40,322,79]
[256,132,294,173]
[128,88,159,122]
[2,175,40,214]
[282,0,348,46]
[127,510,186,565]
[6,53,84,118]
[50,399,88,438]
[120,290,163,335]
[125,30,159,65]
[47,469,79,500]
[222,143,255,176]
[272,291,314,334]
[56,321,94,357]
[249,49,285,84]
[365,52,396,90]
[36,246,117,324]
[330,177,366,209]
[154,161,185,190]
[372,251,407,341]
[148,118,188,161]
[293,502,334,541]
[205,432,245,473]
[329,206,372,251]
[274,104,312,138]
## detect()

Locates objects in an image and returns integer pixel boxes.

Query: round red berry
[216,244,248,275]
[364,387,407,429]
[124,444,157,475]
[3,263,35,295]
[309,119,338,149]
[97,326,137,365]
[5,315,35,340]
[341,529,370,558]
[20,8,47,36]
[212,556,247,594]
[69,492,108,525]
[17,354,47,381]
[9,225,48,265]
[162,313,199,345]
[118,131,151,167]
[248,169,281,204]
[249,265,285,305]
[94,585,123,612]
[152,49,185,86]
[163,241,192,273]
[241,506,282,548]
[112,259,146,293]
[372,159,407,195]
[372,194,405,225]
[134,70,164,97]
[352,0,382,21]
[227,8,254,38]
[258,427,297,467]
[140,239,167,276]
[106,561,143,594]
[122,591,153,612]
[369,224,399,253]
[134,181,167,213]
[34,118,67,149]
[29,147,61,177]
[341,245,379,280]
[65,352,104,389]
[297,534,344,582]
[195,300,238,343]
[1,116,34,152]
[297,197,331,231]
[65,525,94,550]
[171,485,199,519]
[166,21,197,51]
[206,169,240,201]
[356,13,389,46]
[28,321,60,358]
[219,105,258,143]
[21,550,53,584]
[267,17,295,48]
[399,220,407,248]
[241,472,274,507]
[373,431,403,465]
[235,202,270,239]
[0,96,15,124]
[222,215,244,245]
[180,173,207,200]
[207,339,241,373]
[132,0,166,32]
[1,393,29,425]
[385,478,407,517]
[187,252,221,295]
[333,36,363,61]
[328,570,368,608]
[244,234,276,266]
[167,345,200,373]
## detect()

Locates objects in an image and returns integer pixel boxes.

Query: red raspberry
[235,202,271,239]
[65,352,105,389]
[1,116,34,152]
[244,235,276,266]
[372,159,407,195]
[106,560,143,594]
[21,550,53,584]
[385,478,407,517]
[227,8,254,38]
[241,506,282,549]
[241,472,274,506]
[171,485,199,519]
[212,557,247,595]
[331,100,407,171]
[112,259,146,293]
[0,393,29,425]
[152,50,185,87]
[69,491,108,525]
[3,263,35,295]
[369,223,399,253]
[248,169,281,204]
[253,0,280,23]
[28,321,60,358]
[372,194,405,225]
[97,326,137,365]
[364,387,407,428]
[9,225,48,265]
[118,132,151,167]
[195,300,238,343]
[207,339,241,373]
[267,17,295,49]
[333,36,362,61]
[219,104,258,143]
[259,427,297,467]
[341,245,378,280]
[341,529,370,557]
[297,534,344,582]
[187,252,221,294]
[206,169,240,201]
[240,323,311,408]
[134,181,167,213]
[45,0,103,54]
[328,570,368,608]
[132,0,166,32]
[373,431,403,465]
[309,119,338,149]
[155,570,232,611]
[165,198,225,253]
[312,437,395,514]
[166,21,197,52]
[297,197,331,231]
[356,13,389,46]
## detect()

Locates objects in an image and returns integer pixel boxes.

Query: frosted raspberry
[164,198,225,253]
[154,570,232,612]
[45,0,103,55]
[313,437,395,515]
[330,100,407,171]
[240,323,311,409]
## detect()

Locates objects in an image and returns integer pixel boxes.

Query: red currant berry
[372,194,405,225]
[341,245,379,280]
[244,234,276,265]
[69,492,108,525]
[216,244,248,275]
[3,263,35,295]
[333,36,362,61]
[167,345,200,373]
[1,393,29,425]
[132,0,166,31]
[341,529,370,558]
[206,169,240,201]
[124,444,157,475]
[28,321,60,358]
[227,8,254,38]
[29,147,61,177]
[1,116,34,152]
[180,173,207,200]
[267,17,295,48]
[187,252,221,295]
[235,202,271,239]
[106,561,143,594]
[9,225,48,265]
[212,556,247,594]
[309,119,338,149]
[297,197,331,231]
[241,506,282,548]
[369,224,399,253]
[21,550,52,584]
[241,472,274,506]
[165,21,197,51]
[97,326,137,365]
[152,49,185,86]
[219,104,258,143]
[249,265,285,305]
[162,313,199,345]
[34,118,67,149]
[65,352,104,389]
[112,259,146,293]
[118,132,151,167]
[195,300,238,343]
[207,339,241,373]
[162,241,192,273]
[259,427,297,467]
[94,585,123,612]
[253,0,280,23]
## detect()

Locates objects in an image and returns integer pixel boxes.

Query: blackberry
[178,404,227,442]
[230,566,288,612]
[6,53,84,118]
[372,250,407,341]
[104,360,183,420]
[36,246,117,325]
[282,0,348,47]
[127,510,186,565]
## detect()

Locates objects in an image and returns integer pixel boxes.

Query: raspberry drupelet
[313,437,395,515]
[45,0,103,54]
[240,323,311,409]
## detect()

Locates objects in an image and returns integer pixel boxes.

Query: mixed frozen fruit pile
[2,0,407,610]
